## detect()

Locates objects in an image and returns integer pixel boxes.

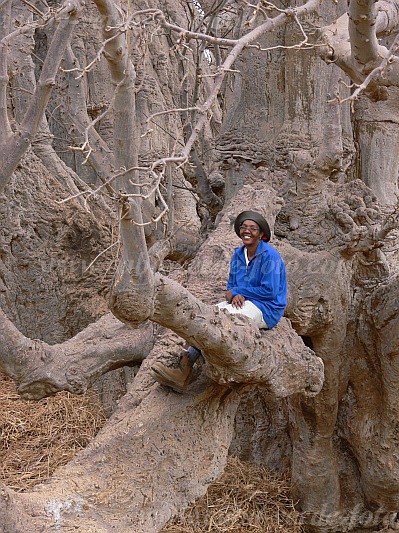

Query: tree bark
[0,0,12,143]
[2,1,399,531]
[0,364,242,532]
[0,0,83,190]
[0,308,154,399]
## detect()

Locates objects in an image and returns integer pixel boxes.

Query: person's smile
[242,233,256,244]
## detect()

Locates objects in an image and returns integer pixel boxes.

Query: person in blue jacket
[150,210,288,393]
[221,210,287,329]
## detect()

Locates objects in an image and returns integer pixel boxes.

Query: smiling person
[221,210,287,329]
[150,210,288,393]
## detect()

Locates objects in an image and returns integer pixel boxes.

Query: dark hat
[234,211,271,242]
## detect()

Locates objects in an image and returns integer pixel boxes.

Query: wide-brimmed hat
[234,211,271,242]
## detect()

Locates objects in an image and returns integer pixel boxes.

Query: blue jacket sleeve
[226,254,236,290]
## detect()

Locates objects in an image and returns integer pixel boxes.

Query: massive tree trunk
[1,0,399,531]
[0,182,324,531]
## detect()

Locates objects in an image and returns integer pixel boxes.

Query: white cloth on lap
[217,300,269,329]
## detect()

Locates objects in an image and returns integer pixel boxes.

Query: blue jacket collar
[237,240,269,258]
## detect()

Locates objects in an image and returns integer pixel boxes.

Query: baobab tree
[0,0,399,531]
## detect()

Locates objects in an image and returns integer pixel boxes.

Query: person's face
[239,219,264,247]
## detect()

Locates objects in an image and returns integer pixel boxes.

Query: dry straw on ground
[0,372,106,492]
[1,372,302,531]
[163,456,304,532]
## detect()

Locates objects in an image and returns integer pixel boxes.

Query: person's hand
[232,294,245,308]
[226,289,233,303]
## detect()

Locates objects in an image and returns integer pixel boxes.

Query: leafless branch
[19,0,48,18]
[334,32,399,104]
[349,0,381,70]
[250,14,317,52]
[0,0,12,141]
[61,32,120,77]
[0,0,83,191]
[84,240,120,272]
[56,166,149,205]
[146,106,198,125]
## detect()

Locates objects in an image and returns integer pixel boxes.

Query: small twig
[198,66,240,77]
[19,0,47,18]
[84,240,120,272]
[56,166,148,205]
[61,33,120,78]
[146,106,198,125]
[244,0,269,25]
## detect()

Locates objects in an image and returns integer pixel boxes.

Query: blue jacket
[227,240,287,329]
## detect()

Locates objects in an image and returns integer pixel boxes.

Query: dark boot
[150,353,193,393]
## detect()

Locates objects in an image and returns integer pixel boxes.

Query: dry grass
[1,373,302,532]
[163,456,304,533]
[0,372,106,492]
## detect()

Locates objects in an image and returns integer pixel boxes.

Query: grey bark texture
[0,0,399,531]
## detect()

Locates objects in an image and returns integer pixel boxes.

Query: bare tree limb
[0,370,242,532]
[0,0,83,192]
[152,273,323,396]
[0,307,154,400]
[349,0,383,73]
[0,0,12,143]
[319,0,399,83]
[92,0,155,326]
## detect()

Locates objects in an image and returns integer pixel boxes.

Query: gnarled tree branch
[0,0,12,144]
[319,0,399,85]
[349,0,383,73]
[152,273,324,397]
[0,0,83,191]
[0,308,154,400]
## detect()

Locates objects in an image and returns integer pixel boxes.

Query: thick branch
[91,0,155,324]
[0,309,154,400]
[9,9,87,203]
[152,274,323,397]
[0,308,34,379]
[90,1,139,191]
[318,0,399,82]
[110,201,155,325]
[349,0,382,72]
[0,0,82,192]
[376,0,399,34]
[0,368,241,532]
[0,0,12,142]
